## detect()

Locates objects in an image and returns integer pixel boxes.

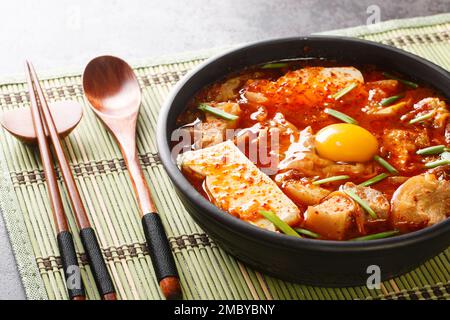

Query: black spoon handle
[142,213,179,281]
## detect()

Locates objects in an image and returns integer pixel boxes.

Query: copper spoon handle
[119,138,181,300]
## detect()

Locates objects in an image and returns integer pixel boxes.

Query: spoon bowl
[83,55,141,118]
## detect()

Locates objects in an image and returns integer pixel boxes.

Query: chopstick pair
[25,61,116,300]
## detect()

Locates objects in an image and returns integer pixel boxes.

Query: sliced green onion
[416,145,448,155]
[258,210,301,238]
[409,112,433,124]
[373,155,398,174]
[359,173,390,187]
[261,62,288,69]
[332,83,358,100]
[383,72,418,89]
[295,228,321,239]
[349,230,400,241]
[425,159,450,168]
[380,94,404,106]
[198,103,238,121]
[312,175,350,185]
[425,151,450,168]
[324,108,358,124]
[343,189,378,219]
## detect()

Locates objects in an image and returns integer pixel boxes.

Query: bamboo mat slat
[1,14,449,300]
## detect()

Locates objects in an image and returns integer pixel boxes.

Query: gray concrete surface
[0,0,448,300]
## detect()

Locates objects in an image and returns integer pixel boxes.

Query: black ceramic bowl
[157,36,450,286]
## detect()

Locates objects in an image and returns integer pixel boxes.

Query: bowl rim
[157,35,450,253]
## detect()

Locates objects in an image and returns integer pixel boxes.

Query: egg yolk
[315,123,379,162]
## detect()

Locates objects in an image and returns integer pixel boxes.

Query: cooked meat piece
[365,80,401,112]
[385,176,409,185]
[180,140,301,230]
[214,72,266,102]
[368,101,409,117]
[427,164,450,180]
[391,173,450,232]
[340,182,390,234]
[204,102,241,127]
[401,98,449,129]
[321,163,375,177]
[366,80,399,93]
[236,112,297,146]
[194,102,241,149]
[278,126,375,178]
[381,128,430,173]
[234,112,299,175]
[304,192,361,240]
[215,77,242,101]
[279,179,331,207]
[245,91,268,104]
[341,183,390,218]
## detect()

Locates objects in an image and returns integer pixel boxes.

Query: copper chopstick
[26,61,117,300]
[25,63,85,301]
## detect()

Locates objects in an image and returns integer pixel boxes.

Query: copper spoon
[1,100,83,143]
[82,55,182,300]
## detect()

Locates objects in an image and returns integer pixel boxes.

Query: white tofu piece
[179,140,301,230]
[304,192,359,240]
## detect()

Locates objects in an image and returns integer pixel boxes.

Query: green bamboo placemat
[1,14,449,300]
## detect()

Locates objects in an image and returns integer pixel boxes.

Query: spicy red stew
[174,59,450,241]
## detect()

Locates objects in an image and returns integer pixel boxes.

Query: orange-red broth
[175,60,448,237]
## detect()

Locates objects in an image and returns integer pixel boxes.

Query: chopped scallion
[258,210,301,238]
[198,103,238,121]
[424,152,450,169]
[380,94,404,106]
[349,230,400,241]
[295,228,321,239]
[332,83,358,100]
[359,173,390,187]
[261,62,288,69]
[373,155,398,174]
[416,145,448,155]
[343,189,378,219]
[424,159,450,168]
[324,108,358,124]
[312,175,350,185]
[409,112,433,124]
[383,72,418,89]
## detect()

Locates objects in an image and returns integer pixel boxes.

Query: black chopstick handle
[57,231,86,300]
[80,227,116,298]
[142,213,179,282]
